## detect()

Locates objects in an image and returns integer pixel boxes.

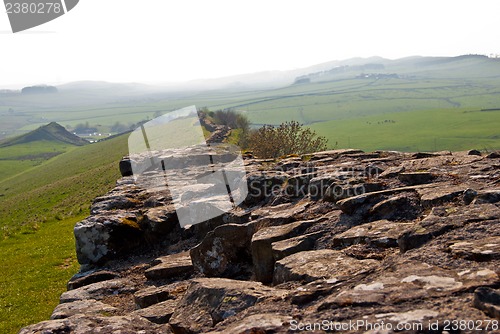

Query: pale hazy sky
[0,0,498,88]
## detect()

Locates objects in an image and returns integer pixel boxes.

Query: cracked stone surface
[20,149,500,333]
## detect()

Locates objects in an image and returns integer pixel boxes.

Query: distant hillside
[21,85,58,94]
[0,122,88,148]
[293,54,500,83]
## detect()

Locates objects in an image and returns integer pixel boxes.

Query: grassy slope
[0,133,129,333]
[0,134,129,237]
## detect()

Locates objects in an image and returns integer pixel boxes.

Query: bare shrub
[248,121,328,158]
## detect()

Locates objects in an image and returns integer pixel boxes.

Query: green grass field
[0,134,129,333]
[310,108,500,152]
[0,215,82,333]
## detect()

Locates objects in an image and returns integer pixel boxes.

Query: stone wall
[21,149,500,333]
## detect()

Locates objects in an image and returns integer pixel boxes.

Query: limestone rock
[132,299,178,324]
[448,236,500,261]
[398,204,500,252]
[245,172,287,204]
[50,299,118,319]
[417,184,467,208]
[169,278,284,334]
[208,313,293,334]
[59,279,136,303]
[333,220,415,248]
[271,231,324,261]
[309,149,364,160]
[145,251,193,281]
[23,148,500,333]
[273,249,379,285]
[308,174,336,200]
[285,172,317,198]
[319,260,498,310]
[368,193,422,222]
[90,193,140,214]
[67,270,120,290]
[251,220,315,283]
[142,205,179,236]
[190,223,254,278]
[335,185,425,215]
[250,202,308,228]
[74,214,144,265]
[19,315,170,334]
[379,165,405,178]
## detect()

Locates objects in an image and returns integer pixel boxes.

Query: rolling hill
[0,122,89,181]
[0,122,88,148]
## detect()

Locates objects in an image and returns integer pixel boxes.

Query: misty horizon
[2,53,499,90]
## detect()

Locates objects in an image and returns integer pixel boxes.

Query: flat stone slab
[417,184,467,208]
[448,236,500,261]
[59,279,136,303]
[169,278,285,334]
[132,299,178,324]
[67,270,120,290]
[51,299,118,319]
[336,184,432,215]
[273,249,379,285]
[333,220,415,248]
[319,260,498,309]
[398,204,500,252]
[272,231,324,261]
[145,251,193,280]
[208,313,293,334]
[19,314,171,334]
[134,281,189,309]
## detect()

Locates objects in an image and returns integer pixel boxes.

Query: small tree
[248,121,328,158]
